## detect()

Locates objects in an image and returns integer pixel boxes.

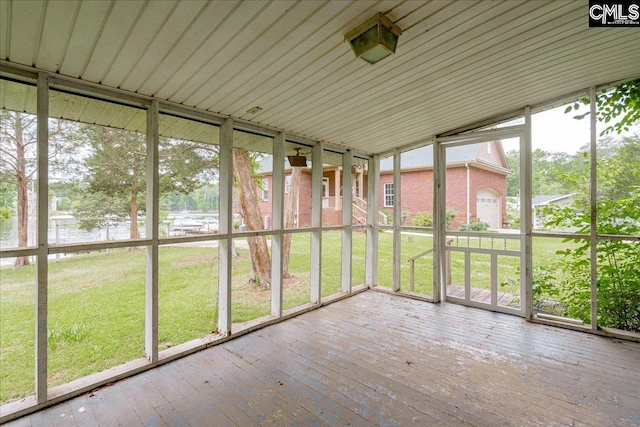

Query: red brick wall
[322,209,341,226]
[445,167,468,229]
[256,172,314,228]
[378,166,506,229]
[258,166,506,230]
[379,170,435,226]
[469,167,507,227]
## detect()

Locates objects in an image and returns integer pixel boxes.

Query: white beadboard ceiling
[1,0,639,155]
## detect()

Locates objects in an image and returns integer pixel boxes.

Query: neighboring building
[256,141,510,229]
[532,194,575,229]
[378,141,510,229]
[255,156,366,227]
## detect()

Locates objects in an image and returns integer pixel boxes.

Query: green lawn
[0,231,572,403]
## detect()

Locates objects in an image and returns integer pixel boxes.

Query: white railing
[444,232,522,315]
[352,196,387,225]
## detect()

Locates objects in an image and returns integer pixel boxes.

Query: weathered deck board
[5,291,640,427]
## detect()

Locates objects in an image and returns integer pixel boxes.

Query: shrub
[458,219,490,231]
[0,207,11,223]
[413,211,433,227]
[543,195,640,332]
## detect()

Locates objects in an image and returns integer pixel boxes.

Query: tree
[0,111,37,266]
[233,148,271,288]
[0,111,69,267]
[74,125,147,240]
[505,149,581,198]
[72,124,219,240]
[282,167,302,278]
[570,78,640,136]
[538,82,640,331]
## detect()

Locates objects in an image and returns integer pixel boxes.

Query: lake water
[0,213,219,268]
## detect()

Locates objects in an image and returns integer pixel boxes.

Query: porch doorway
[436,128,525,316]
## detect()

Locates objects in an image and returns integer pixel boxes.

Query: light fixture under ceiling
[345,13,402,64]
[287,148,308,167]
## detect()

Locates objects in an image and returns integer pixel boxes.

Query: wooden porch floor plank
[376,293,637,367]
[295,308,608,427]
[224,336,378,426]
[232,332,451,426]
[218,344,351,426]
[4,291,639,427]
[354,295,640,399]
[279,312,592,427]
[212,355,326,426]
[261,327,490,426]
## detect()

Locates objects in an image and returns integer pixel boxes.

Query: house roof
[532,194,574,206]
[257,150,366,174]
[1,1,638,156]
[379,144,482,171]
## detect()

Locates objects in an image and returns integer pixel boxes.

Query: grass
[0,231,572,403]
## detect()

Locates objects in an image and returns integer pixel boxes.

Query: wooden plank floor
[446,285,517,306]
[6,291,640,426]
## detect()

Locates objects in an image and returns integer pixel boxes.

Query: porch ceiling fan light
[287,155,308,167]
[345,13,402,64]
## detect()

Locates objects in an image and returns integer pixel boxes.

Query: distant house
[379,141,510,229]
[532,194,575,228]
[256,141,510,229]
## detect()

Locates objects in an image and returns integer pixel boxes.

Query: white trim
[383,183,394,207]
[218,118,234,336]
[341,150,353,293]
[310,143,323,303]
[366,155,380,286]
[35,73,49,404]
[392,150,401,292]
[271,132,285,317]
[261,178,269,201]
[145,100,159,363]
[589,86,598,332]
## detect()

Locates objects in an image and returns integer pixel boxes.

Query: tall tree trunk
[14,113,30,268]
[282,167,301,278]
[233,149,271,288]
[130,195,140,240]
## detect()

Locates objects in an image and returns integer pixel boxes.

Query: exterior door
[435,128,526,317]
[476,189,500,229]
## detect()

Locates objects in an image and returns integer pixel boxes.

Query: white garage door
[476,189,500,229]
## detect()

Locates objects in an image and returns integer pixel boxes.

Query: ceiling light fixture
[246,106,262,114]
[287,148,308,167]
[345,13,402,64]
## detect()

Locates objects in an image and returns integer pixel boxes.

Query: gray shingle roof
[532,194,573,205]
[379,144,481,171]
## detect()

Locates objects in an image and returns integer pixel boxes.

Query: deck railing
[444,231,522,314]
[352,196,387,225]
[407,239,452,292]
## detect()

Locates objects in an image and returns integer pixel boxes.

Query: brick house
[256,141,509,229]
[379,141,510,229]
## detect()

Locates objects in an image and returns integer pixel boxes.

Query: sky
[501,103,637,154]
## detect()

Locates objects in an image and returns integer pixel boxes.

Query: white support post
[522,107,533,320]
[392,149,401,292]
[334,168,341,210]
[341,151,353,293]
[433,142,442,302]
[271,133,285,317]
[438,144,448,300]
[589,87,598,331]
[218,119,234,335]
[310,143,323,303]
[35,73,49,403]
[365,155,379,286]
[145,100,159,362]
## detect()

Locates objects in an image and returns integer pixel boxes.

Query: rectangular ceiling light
[345,13,402,64]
